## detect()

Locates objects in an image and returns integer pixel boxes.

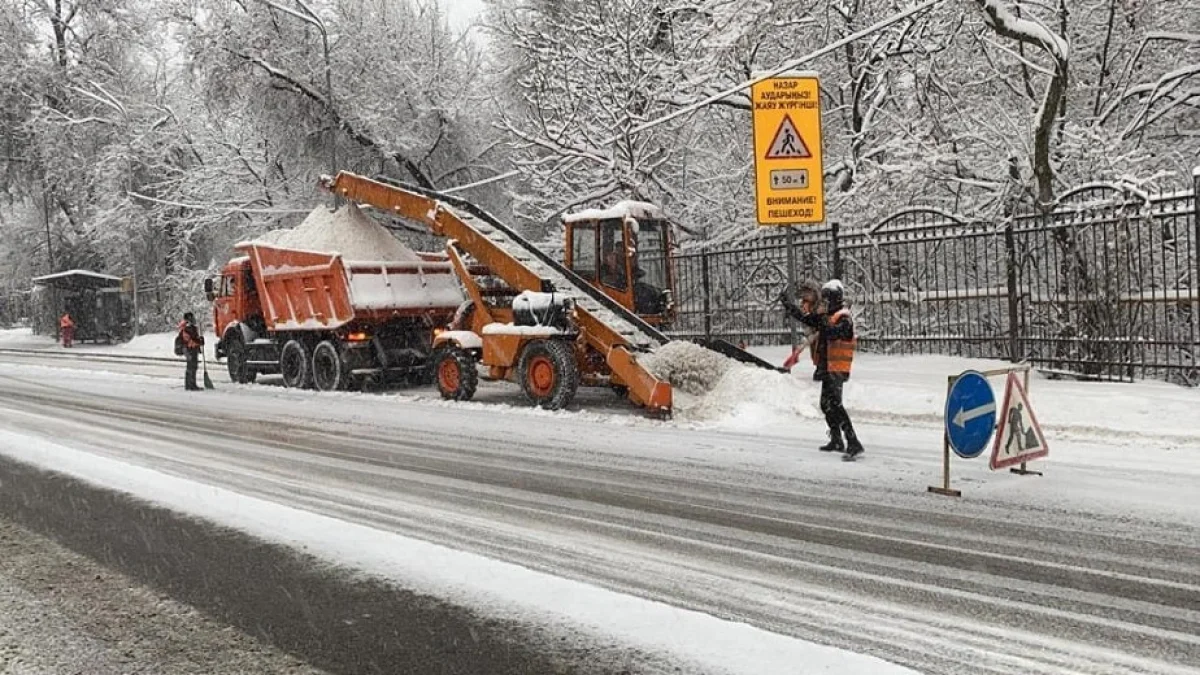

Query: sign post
[751,71,824,350]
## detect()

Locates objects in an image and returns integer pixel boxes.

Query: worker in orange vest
[782,279,863,461]
[59,313,75,348]
[177,312,205,391]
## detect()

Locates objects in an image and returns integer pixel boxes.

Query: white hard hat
[822,279,844,293]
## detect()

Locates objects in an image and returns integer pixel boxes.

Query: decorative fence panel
[667,177,1200,385]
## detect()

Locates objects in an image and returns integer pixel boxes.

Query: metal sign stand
[1008,367,1042,476]
[928,376,962,497]
[785,225,797,350]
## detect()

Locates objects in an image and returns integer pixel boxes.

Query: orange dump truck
[206,241,464,390]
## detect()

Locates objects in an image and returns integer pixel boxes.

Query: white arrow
[953,402,996,428]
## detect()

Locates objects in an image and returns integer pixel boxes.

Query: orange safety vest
[178,321,199,349]
[59,314,74,329]
[826,309,856,374]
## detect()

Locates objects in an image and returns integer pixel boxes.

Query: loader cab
[206,256,260,341]
[563,201,674,325]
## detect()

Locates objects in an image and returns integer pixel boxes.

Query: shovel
[202,349,215,390]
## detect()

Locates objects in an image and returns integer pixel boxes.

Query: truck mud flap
[693,338,787,373]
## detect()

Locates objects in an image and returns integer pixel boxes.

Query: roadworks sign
[989,373,1049,470]
[751,72,824,226]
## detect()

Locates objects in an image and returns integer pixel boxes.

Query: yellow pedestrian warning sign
[765,115,812,159]
[989,373,1049,470]
[751,72,824,226]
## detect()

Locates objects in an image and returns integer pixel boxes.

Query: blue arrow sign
[945,370,996,459]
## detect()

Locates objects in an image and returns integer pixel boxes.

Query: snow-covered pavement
[0,346,1197,673]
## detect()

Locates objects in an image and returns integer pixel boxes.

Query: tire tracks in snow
[0,373,1197,674]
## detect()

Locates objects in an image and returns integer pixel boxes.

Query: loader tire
[280,339,313,389]
[312,340,348,392]
[225,331,256,384]
[433,345,478,401]
[517,339,578,410]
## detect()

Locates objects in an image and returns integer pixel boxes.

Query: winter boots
[819,435,845,453]
[820,429,865,460]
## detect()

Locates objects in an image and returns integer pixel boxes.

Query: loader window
[571,223,597,281]
[220,275,236,297]
[599,219,628,291]
[634,220,668,292]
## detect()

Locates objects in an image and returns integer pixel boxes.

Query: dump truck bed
[237,242,463,331]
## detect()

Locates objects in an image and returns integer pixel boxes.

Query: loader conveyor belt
[376,177,787,373]
[372,176,668,351]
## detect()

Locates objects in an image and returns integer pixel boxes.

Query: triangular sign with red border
[989,373,1049,471]
[764,114,812,159]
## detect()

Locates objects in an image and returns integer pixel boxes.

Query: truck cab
[563,201,674,325]
[205,256,264,360]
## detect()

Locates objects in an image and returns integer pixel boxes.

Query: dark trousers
[185,349,199,390]
[819,374,858,445]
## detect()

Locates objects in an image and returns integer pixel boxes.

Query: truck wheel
[517,339,579,410]
[312,340,348,392]
[225,332,256,384]
[280,339,313,389]
[433,346,477,401]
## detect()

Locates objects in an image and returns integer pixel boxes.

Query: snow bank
[672,365,822,429]
[117,331,219,359]
[749,347,1200,441]
[0,432,918,675]
[642,341,821,425]
[0,327,36,344]
[641,341,733,396]
[258,204,421,262]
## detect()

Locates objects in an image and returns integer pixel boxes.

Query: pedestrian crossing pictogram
[764,115,812,159]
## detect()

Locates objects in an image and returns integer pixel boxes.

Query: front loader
[320,172,672,415]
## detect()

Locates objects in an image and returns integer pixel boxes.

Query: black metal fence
[668,176,1200,385]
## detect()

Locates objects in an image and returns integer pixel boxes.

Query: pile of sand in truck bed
[258,204,421,262]
[640,340,820,423]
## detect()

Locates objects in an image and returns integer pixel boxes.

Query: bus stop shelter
[31,269,132,344]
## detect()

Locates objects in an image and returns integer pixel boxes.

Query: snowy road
[0,357,1197,674]
[0,516,327,675]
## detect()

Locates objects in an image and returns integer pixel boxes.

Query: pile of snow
[254,228,289,245]
[115,331,218,359]
[258,204,421,262]
[641,341,734,396]
[641,341,821,425]
[748,346,1200,441]
[672,365,822,428]
[0,327,36,344]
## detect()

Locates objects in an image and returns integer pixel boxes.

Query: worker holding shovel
[780,280,865,461]
[177,312,210,391]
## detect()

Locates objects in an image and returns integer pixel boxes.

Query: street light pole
[254,0,340,206]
